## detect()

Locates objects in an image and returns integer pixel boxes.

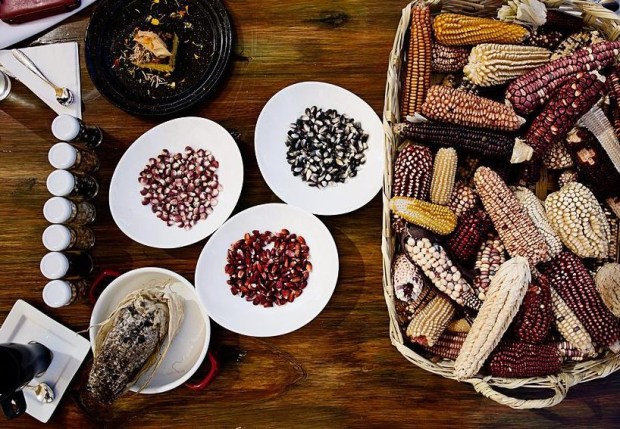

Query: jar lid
[43,197,74,223]
[42,224,71,251]
[40,252,69,280]
[47,170,75,197]
[52,114,80,141]
[48,143,78,169]
[43,280,73,308]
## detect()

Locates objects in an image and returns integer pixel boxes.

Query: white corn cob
[550,287,596,356]
[430,148,458,205]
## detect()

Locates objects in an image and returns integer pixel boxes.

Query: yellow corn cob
[464,44,551,87]
[433,14,529,46]
[447,318,471,334]
[390,196,457,235]
[430,148,458,206]
[549,287,596,356]
[401,5,432,118]
[406,295,456,347]
[454,256,531,380]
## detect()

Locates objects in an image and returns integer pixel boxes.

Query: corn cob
[486,341,562,378]
[544,10,585,33]
[392,144,433,199]
[392,253,425,303]
[423,331,468,361]
[525,28,564,50]
[578,106,620,174]
[511,273,553,344]
[543,140,574,170]
[520,72,606,161]
[464,44,551,87]
[421,85,525,132]
[549,287,596,356]
[406,294,456,347]
[400,5,432,119]
[394,122,515,159]
[558,169,579,188]
[395,284,437,326]
[550,30,605,61]
[604,208,619,263]
[449,182,478,218]
[507,41,620,115]
[608,67,620,136]
[456,77,480,95]
[456,155,481,187]
[455,256,531,380]
[513,186,563,260]
[474,234,506,300]
[545,182,610,259]
[474,167,550,266]
[433,14,529,46]
[390,197,457,236]
[542,251,620,351]
[430,148,457,206]
[446,209,493,264]
[447,318,471,334]
[552,341,595,362]
[431,44,469,73]
[404,235,482,310]
[595,263,620,318]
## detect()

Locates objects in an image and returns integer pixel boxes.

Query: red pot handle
[89,270,121,304]
[184,351,219,391]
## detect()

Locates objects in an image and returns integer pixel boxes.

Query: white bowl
[109,117,244,248]
[89,267,210,394]
[255,81,384,215]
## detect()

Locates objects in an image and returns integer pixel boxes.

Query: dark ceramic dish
[85,0,232,116]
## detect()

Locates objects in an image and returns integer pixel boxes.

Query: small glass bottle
[52,114,103,148]
[46,170,99,200]
[40,251,94,280]
[43,279,88,307]
[43,197,96,225]
[48,142,99,173]
[42,224,95,252]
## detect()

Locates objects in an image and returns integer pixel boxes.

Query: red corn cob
[543,10,584,33]
[446,209,493,264]
[511,273,553,344]
[486,341,562,378]
[423,331,468,361]
[448,182,478,218]
[607,67,620,137]
[392,144,433,199]
[525,28,564,50]
[550,341,597,362]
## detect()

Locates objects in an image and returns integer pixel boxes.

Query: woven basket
[382,0,620,409]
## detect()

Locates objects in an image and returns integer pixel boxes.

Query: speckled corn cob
[456,155,480,187]
[608,67,620,136]
[455,257,531,380]
[549,287,596,356]
[433,14,529,46]
[406,295,456,347]
[542,251,620,351]
[558,169,579,188]
[605,208,619,263]
[392,144,434,199]
[392,253,425,303]
[486,342,562,378]
[449,182,478,218]
[423,331,468,361]
[474,234,506,300]
[525,28,564,50]
[390,197,457,235]
[543,140,574,170]
[595,263,620,318]
[394,122,515,159]
[431,44,470,73]
[550,30,605,61]
[456,77,480,95]
[446,209,493,265]
[545,182,610,259]
[474,167,550,266]
[401,5,432,118]
[520,72,606,161]
[507,41,620,115]
[511,273,553,344]
[430,148,457,205]
[421,86,524,132]
[395,284,437,326]
[513,186,563,260]
[552,341,594,362]
[464,44,551,87]
[404,235,482,310]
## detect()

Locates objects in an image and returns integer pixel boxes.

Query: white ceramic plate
[0,300,90,423]
[109,117,243,248]
[195,203,339,337]
[89,267,210,394]
[254,81,383,216]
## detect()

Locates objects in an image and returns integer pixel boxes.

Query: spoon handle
[11,49,59,91]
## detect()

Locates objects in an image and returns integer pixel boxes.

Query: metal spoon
[11,49,74,106]
[25,383,55,404]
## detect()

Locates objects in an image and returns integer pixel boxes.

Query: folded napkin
[0,42,81,118]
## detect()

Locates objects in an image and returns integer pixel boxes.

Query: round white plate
[109,117,243,248]
[255,81,383,216]
[195,203,339,337]
[90,267,210,394]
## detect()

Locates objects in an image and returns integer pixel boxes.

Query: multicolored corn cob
[431,44,470,73]
[552,341,595,362]
[401,5,432,118]
[406,294,456,347]
[430,148,457,206]
[446,209,493,264]
[455,257,531,380]
[608,66,620,136]
[545,182,610,259]
[549,287,596,356]
[404,235,482,310]
[395,284,437,326]
[392,144,434,200]
[603,208,619,263]
[456,77,480,95]
[550,30,605,61]
[433,14,529,46]
[392,253,425,303]
[394,122,516,159]
[486,341,562,378]
[474,167,550,266]
[448,182,479,218]
[423,331,468,361]
[558,169,579,188]
[390,197,457,235]
[511,273,553,344]
[525,28,564,50]
[595,263,620,318]
[473,234,506,301]
[421,86,525,132]
[464,44,551,87]
[543,140,574,170]
[542,251,620,351]
[506,41,620,115]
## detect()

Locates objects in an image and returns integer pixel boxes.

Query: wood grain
[0,1,619,427]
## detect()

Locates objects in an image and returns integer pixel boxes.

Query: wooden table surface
[0,1,619,428]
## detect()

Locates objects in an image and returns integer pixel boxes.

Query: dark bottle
[46,170,98,201]
[52,114,102,149]
[40,251,94,280]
